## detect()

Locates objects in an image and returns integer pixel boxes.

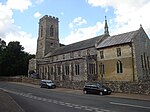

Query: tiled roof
[45,35,103,57]
[96,29,139,49]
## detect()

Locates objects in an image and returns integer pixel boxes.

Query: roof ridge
[45,35,104,57]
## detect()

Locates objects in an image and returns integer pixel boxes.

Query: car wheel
[52,85,56,89]
[99,91,103,96]
[83,90,88,94]
[108,92,111,95]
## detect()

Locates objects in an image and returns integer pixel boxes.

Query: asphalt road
[0,82,150,112]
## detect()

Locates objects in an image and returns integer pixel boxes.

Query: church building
[28,15,150,82]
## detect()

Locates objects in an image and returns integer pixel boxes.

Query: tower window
[41,26,43,37]
[50,25,54,37]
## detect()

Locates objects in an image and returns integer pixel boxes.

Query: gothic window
[147,56,149,69]
[100,51,104,59]
[144,53,147,69]
[57,66,61,75]
[48,66,50,75]
[41,26,43,37]
[50,67,53,75]
[75,64,80,75]
[117,48,121,57]
[117,60,123,73]
[141,55,144,68]
[89,63,95,74]
[50,25,54,37]
[45,67,48,73]
[65,65,69,75]
[100,63,104,75]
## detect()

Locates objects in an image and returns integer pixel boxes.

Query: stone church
[28,15,150,82]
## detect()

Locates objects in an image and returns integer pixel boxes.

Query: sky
[0,0,150,54]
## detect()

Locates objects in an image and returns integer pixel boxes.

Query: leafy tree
[0,41,35,76]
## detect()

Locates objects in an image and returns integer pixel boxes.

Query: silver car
[40,80,56,89]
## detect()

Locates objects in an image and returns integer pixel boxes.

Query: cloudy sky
[0,0,150,54]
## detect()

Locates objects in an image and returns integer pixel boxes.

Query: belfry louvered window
[50,25,54,36]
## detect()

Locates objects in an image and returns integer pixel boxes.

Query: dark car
[83,82,112,95]
[40,80,56,89]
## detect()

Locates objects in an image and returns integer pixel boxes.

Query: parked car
[83,82,112,95]
[40,80,56,89]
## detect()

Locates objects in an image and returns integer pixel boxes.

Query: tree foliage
[0,41,35,76]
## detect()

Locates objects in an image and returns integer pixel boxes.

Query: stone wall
[54,80,150,95]
[0,76,149,95]
[103,81,150,95]
[0,76,40,85]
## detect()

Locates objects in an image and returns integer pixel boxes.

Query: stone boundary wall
[0,76,149,95]
[0,76,40,85]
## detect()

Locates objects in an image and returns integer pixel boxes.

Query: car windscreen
[46,81,53,83]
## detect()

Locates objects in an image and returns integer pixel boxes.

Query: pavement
[0,82,150,112]
[0,89,24,112]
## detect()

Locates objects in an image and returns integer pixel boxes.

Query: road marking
[110,102,150,109]
[1,88,114,112]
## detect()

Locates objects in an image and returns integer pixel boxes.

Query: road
[0,82,150,112]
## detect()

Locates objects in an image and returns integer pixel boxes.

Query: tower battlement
[40,15,58,22]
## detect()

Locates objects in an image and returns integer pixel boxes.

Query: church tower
[36,15,59,58]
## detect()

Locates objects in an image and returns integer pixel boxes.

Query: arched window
[100,63,104,77]
[50,25,54,36]
[117,60,123,73]
[75,64,80,75]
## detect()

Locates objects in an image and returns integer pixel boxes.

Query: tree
[0,41,35,76]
